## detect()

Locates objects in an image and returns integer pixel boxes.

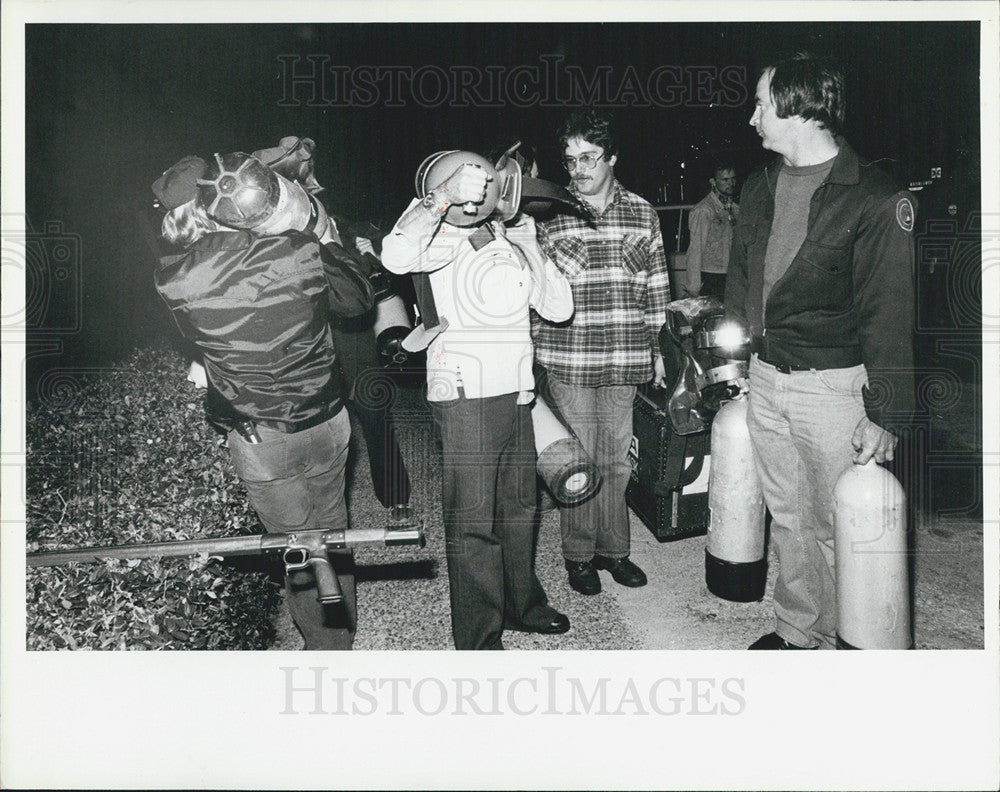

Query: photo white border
[2,2,998,789]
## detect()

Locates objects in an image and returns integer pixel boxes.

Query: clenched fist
[432,163,493,211]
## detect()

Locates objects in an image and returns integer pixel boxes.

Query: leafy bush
[26,345,281,650]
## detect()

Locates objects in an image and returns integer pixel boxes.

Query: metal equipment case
[627,385,711,541]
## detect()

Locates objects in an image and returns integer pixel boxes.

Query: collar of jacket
[710,189,737,213]
[764,136,861,190]
[188,229,255,252]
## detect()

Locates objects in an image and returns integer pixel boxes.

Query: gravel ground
[272,376,986,651]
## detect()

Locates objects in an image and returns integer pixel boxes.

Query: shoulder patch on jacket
[895,197,915,232]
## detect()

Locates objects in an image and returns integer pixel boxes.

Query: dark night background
[23,21,982,394]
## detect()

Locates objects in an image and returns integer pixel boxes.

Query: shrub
[26,345,281,650]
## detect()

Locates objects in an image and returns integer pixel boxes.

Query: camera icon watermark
[2,216,83,335]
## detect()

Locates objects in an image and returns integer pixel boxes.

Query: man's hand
[431,164,492,213]
[851,416,898,464]
[355,236,377,258]
[397,164,493,245]
[652,354,667,388]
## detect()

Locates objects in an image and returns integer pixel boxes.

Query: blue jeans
[430,393,555,650]
[747,356,868,648]
[227,408,356,650]
[546,375,637,563]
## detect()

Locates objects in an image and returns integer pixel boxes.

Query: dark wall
[23,22,981,394]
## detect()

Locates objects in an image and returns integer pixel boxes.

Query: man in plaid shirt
[536,110,671,596]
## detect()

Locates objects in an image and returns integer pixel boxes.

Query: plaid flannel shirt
[534,180,670,386]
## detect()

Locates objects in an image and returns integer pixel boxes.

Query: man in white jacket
[382,162,574,650]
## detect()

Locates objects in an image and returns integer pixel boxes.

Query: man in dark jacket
[725,52,916,650]
[324,216,411,511]
[152,155,374,649]
[250,136,412,511]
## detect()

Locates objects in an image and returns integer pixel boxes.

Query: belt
[255,401,343,434]
[755,354,812,374]
[754,336,862,373]
[224,400,344,442]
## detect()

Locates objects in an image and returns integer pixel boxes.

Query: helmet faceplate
[197,152,280,229]
[663,297,751,435]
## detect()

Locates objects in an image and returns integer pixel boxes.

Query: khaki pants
[747,356,868,648]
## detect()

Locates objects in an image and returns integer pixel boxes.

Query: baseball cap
[152,155,208,211]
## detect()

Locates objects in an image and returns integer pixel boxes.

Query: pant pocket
[813,365,867,399]
[228,430,289,482]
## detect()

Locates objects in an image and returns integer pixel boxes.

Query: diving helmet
[414,150,519,227]
[252,136,323,195]
[663,296,751,435]
[197,152,280,229]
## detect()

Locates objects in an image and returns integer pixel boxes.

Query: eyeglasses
[561,152,605,172]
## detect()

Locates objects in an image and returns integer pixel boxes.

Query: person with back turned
[251,135,412,515]
[152,154,374,650]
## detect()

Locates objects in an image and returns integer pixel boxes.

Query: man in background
[683,162,739,299]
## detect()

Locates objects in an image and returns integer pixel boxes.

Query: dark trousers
[700,272,728,301]
[332,322,411,509]
[430,394,553,650]
[546,375,636,562]
[348,394,411,508]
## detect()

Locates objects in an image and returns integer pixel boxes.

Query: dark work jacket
[326,213,387,389]
[724,139,916,428]
[156,230,374,431]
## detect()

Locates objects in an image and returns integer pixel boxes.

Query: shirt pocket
[621,233,649,276]
[621,233,650,309]
[550,235,587,280]
[796,239,852,307]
